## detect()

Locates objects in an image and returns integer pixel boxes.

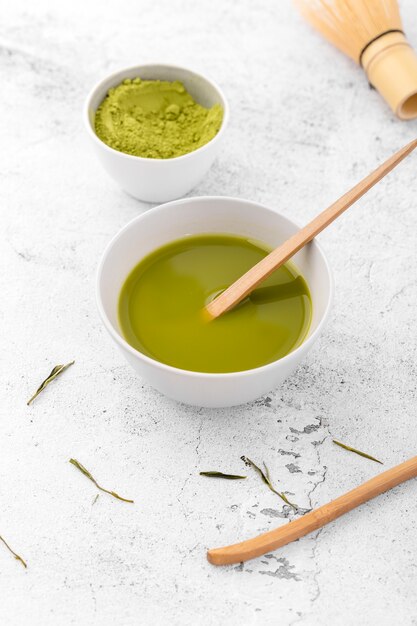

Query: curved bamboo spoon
[205,139,417,320]
[207,455,417,566]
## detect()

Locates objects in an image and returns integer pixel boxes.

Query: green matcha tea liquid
[119,234,312,373]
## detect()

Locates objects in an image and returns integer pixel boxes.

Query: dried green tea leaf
[333,440,383,464]
[200,471,246,480]
[27,360,75,405]
[92,494,99,506]
[241,456,298,510]
[0,535,27,569]
[69,459,134,503]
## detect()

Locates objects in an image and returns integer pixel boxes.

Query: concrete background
[1,0,416,624]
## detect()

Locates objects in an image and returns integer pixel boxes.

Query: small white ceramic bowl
[84,64,229,203]
[96,197,333,407]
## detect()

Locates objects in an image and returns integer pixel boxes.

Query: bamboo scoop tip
[201,305,215,323]
[206,550,220,565]
[404,137,417,150]
[402,138,417,154]
[207,546,238,566]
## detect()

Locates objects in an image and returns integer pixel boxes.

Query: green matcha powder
[95,77,223,159]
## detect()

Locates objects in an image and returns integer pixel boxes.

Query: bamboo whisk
[294,0,417,120]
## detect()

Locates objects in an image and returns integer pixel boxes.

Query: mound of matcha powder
[94,77,224,159]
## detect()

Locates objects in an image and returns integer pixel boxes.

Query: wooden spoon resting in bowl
[205,139,417,320]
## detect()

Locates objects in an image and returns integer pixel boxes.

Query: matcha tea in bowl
[96,197,333,407]
[84,64,229,203]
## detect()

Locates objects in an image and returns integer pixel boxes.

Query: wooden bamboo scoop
[207,455,417,566]
[205,139,417,320]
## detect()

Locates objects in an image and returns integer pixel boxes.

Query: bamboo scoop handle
[206,139,417,320]
[207,455,417,566]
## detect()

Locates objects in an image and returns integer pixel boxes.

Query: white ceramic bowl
[96,197,333,407]
[84,64,229,203]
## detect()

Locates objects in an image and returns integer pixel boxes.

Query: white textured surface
[1,1,417,624]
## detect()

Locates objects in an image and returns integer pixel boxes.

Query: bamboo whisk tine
[294,0,403,61]
[294,0,417,119]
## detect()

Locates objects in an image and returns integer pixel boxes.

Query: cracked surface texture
[1,1,417,624]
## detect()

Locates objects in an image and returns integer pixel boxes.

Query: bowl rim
[96,196,334,379]
[83,62,230,163]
